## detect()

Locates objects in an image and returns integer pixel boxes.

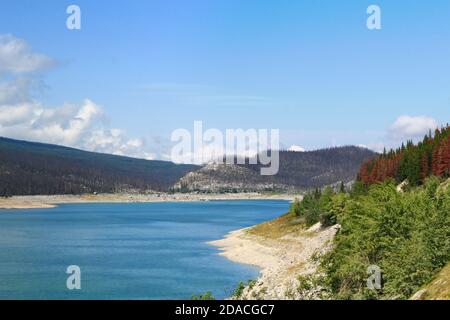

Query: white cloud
[389,115,438,139]
[0,34,54,74]
[0,34,156,160]
[360,115,440,154]
[288,145,306,152]
[0,99,147,157]
[362,142,385,153]
[0,77,38,104]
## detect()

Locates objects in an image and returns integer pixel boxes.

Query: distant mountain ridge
[0,137,199,195]
[0,137,376,196]
[173,146,377,193]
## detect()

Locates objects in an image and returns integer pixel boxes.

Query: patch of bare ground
[209,213,339,300]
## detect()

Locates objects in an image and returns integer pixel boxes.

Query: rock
[410,289,427,300]
[307,222,322,233]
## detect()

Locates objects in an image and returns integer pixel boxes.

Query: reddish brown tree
[359,161,371,185]
[432,145,440,176]
[439,137,450,177]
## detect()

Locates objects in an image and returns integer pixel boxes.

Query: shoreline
[209,222,339,300]
[0,192,299,210]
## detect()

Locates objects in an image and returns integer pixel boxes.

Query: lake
[0,200,288,299]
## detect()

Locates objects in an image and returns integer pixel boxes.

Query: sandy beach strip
[0,192,298,210]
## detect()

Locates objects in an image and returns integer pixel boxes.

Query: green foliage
[297,275,314,292]
[233,281,246,298]
[350,181,368,197]
[247,279,257,289]
[321,177,450,299]
[231,279,257,299]
[191,291,216,300]
[289,187,339,227]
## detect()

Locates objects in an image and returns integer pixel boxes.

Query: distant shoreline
[0,193,299,210]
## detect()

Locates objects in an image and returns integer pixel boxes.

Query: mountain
[0,137,377,196]
[173,146,377,193]
[0,137,199,195]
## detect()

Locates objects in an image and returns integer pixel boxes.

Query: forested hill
[0,137,199,195]
[174,146,377,192]
[358,125,450,186]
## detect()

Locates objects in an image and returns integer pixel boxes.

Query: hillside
[411,262,450,300]
[0,137,199,195]
[173,146,377,193]
[358,125,449,186]
[222,177,450,300]
[0,138,376,196]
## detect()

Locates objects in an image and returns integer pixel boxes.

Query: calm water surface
[0,200,288,299]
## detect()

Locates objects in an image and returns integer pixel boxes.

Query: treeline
[0,137,198,195]
[358,125,450,186]
[246,147,377,188]
[175,146,376,193]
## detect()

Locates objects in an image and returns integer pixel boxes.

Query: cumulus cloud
[0,34,54,74]
[0,98,152,159]
[360,115,441,154]
[0,77,39,105]
[288,145,306,152]
[0,34,155,160]
[389,115,438,139]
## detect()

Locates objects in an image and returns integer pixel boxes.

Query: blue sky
[0,0,449,160]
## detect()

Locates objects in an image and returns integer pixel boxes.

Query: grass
[248,212,305,239]
[416,263,450,300]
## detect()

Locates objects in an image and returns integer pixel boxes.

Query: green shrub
[321,178,450,299]
[191,291,216,300]
[232,281,247,298]
[289,187,338,227]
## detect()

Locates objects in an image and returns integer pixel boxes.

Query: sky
[0,0,449,162]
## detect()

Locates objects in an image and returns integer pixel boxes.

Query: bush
[191,291,216,300]
[233,281,246,298]
[321,177,450,299]
[289,187,337,227]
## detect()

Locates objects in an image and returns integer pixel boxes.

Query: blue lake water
[0,200,288,299]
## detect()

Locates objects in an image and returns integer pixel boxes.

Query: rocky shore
[210,222,339,300]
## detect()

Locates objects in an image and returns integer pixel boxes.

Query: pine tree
[421,153,430,182]
[436,138,449,177]
[445,137,450,176]
[432,145,440,176]
[358,125,449,185]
